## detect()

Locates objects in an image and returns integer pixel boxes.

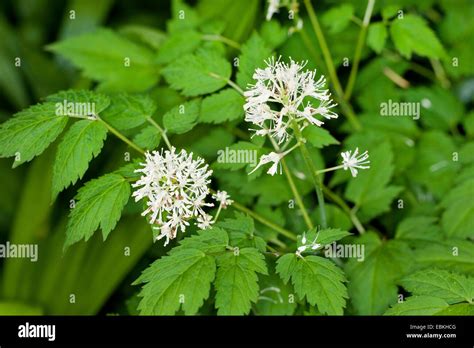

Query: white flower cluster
[244,57,338,145]
[341,148,370,177]
[212,190,234,208]
[296,231,322,256]
[266,0,281,20]
[132,147,226,246]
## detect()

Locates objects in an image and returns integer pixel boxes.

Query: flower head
[341,148,370,177]
[296,231,322,255]
[266,0,281,20]
[212,190,234,208]
[132,147,214,245]
[244,57,337,144]
[197,213,214,230]
[249,151,283,176]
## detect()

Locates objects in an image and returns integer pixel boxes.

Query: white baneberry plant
[0,0,469,319]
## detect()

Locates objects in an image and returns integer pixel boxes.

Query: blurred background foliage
[0,0,472,315]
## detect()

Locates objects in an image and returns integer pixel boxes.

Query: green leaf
[345,141,402,221]
[200,88,244,124]
[156,30,202,64]
[410,131,460,199]
[414,240,474,276]
[401,269,474,304]
[212,141,260,171]
[215,247,267,315]
[169,0,201,32]
[367,22,387,53]
[321,4,354,34]
[170,227,229,255]
[435,303,474,316]
[119,25,167,50]
[0,301,43,315]
[302,126,340,148]
[260,20,288,49]
[51,120,108,201]
[395,216,443,246]
[316,228,352,245]
[464,111,474,137]
[46,89,111,115]
[403,86,463,130]
[47,29,159,92]
[65,173,131,249]
[0,102,68,167]
[459,142,474,165]
[188,127,235,158]
[345,232,413,315]
[385,296,449,315]
[390,15,446,59]
[163,99,201,134]
[133,126,161,150]
[298,228,351,248]
[440,178,474,239]
[100,93,156,131]
[358,186,403,222]
[381,5,399,20]
[255,273,297,315]
[276,254,347,315]
[313,204,353,232]
[162,48,231,96]
[236,32,273,89]
[135,248,216,315]
[216,213,266,252]
[345,141,392,205]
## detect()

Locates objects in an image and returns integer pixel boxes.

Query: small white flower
[244,57,337,144]
[301,232,307,244]
[297,245,307,253]
[132,147,214,246]
[249,152,283,176]
[197,213,214,230]
[289,19,304,35]
[341,148,370,177]
[266,0,280,20]
[212,190,234,208]
[296,230,322,255]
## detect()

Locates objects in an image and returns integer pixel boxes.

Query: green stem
[267,135,314,230]
[430,58,450,88]
[266,244,279,253]
[344,0,375,100]
[226,79,245,95]
[291,122,327,228]
[317,164,344,174]
[409,61,437,81]
[322,186,365,234]
[209,72,245,95]
[298,29,322,66]
[269,238,286,249]
[231,201,297,241]
[146,116,172,150]
[281,158,314,229]
[202,34,241,50]
[97,117,145,155]
[213,203,224,223]
[303,0,362,131]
